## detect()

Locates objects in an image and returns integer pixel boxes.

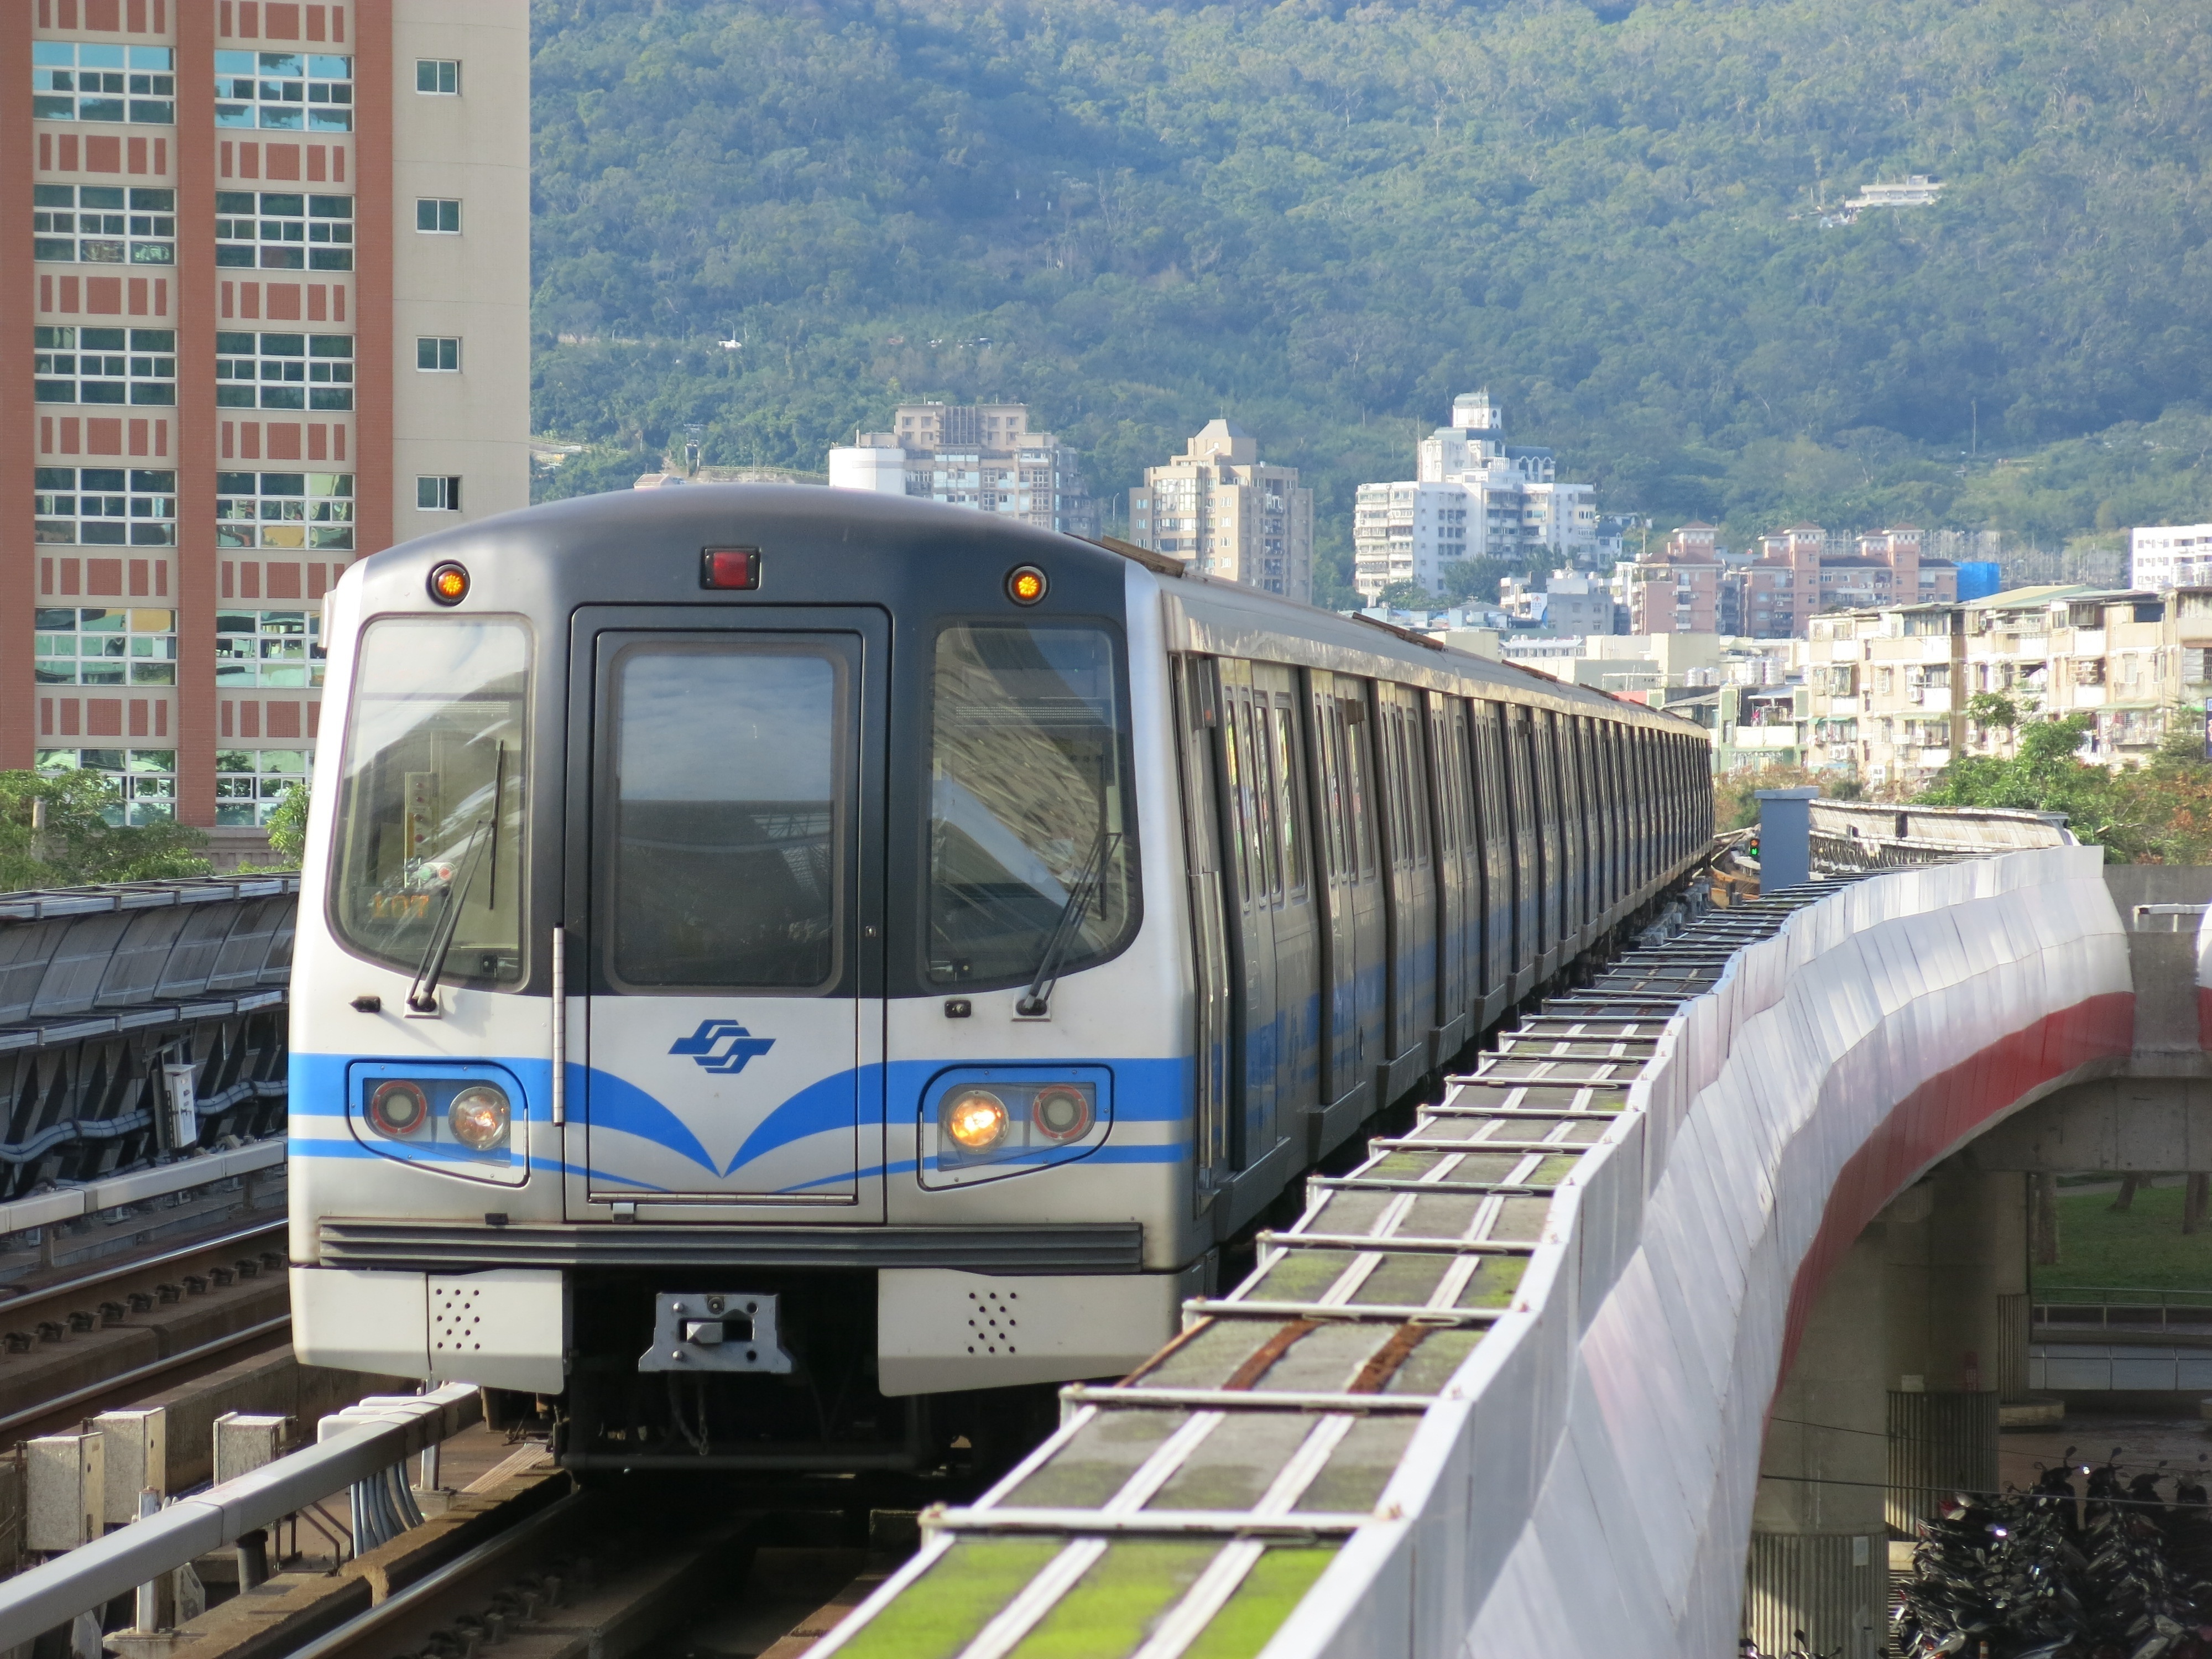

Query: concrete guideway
[815,842,2135,1659]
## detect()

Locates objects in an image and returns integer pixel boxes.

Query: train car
[288,486,1710,1470]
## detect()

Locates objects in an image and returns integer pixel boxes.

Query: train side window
[1219,687,1254,902]
[1244,696,1282,899]
[1271,697,1307,894]
[1313,689,1348,878]
[1343,693,1376,879]
[1400,705,1430,863]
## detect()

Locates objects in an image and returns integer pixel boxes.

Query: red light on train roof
[701,547,762,590]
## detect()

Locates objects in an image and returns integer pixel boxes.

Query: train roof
[357,485,1702,739]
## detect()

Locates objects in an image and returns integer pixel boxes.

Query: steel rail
[0,1217,285,1327]
[282,1489,591,1659]
[0,1313,292,1440]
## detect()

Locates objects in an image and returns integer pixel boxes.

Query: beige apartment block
[2,0,530,837]
[1129,419,1313,604]
[1802,586,2212,790]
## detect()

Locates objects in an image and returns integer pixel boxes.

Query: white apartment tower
[827,401,1094,536]
[1128,419,1314,604]
[1354,390,1596,602]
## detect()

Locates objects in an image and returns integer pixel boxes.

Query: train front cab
[287,494,1208,1470]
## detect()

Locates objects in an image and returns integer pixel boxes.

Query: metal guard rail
[0,1384,482,1645]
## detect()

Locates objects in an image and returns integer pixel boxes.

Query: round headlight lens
[945,1088,1009,1151]
[447,1084,511,1151]
[1031,1084,1094,1143]
[367,1079,429,1138]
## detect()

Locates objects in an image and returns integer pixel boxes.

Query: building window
[415,336,461,372]
[34,607,177,688]
[216,191,353,270]
[215,749,311,827]
[33,43,174,124]
[415,59,461,95]
[217,610,324,688]
[417,475,462,512]
[215,50,352,131]
[217,332,353,410]
[34,186,174,265]
[415,198,461,234]
[38,748,179,827]
[35,467,176,545]
[217,471,354,550]
[35,329,176,406]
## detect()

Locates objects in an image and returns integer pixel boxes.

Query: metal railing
[1808,801,2074,875]
[2032,1287,2212,1335]
[0,1384,483,1645]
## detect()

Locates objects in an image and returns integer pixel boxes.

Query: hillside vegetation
[530,0,2212,596]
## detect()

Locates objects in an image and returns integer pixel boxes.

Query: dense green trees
[0,771,210,892]
[529,0,2212,598]
[1919,715,2212,863]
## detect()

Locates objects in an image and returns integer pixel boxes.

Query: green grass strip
[1007,1541,1222,1659]
[1181,1547,1342,1659]
[837,1540,1062,1659]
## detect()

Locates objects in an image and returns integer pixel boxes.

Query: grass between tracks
[2034,1183,2212,1296]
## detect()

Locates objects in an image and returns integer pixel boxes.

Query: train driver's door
[565,608,886,1222]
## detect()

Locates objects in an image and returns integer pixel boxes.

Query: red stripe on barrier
[1776,992,2135,1385]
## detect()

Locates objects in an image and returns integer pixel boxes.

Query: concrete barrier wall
[1269,847,2132,1658]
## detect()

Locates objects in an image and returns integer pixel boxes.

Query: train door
[1258,665,1321,1132]
[567,609,885,1220]
[1307,672,1365,1118]
[1215,659,1280,1168]
[1506,704,1545,975]
[1171,657,1234,1206]
[1374,683,1434,1102]
[1426,693,1475,1058]
[1341,682,1387,1096]
[1561,716,1588,950]
[1531,711,1564,972]
[1469,701,1514,1010]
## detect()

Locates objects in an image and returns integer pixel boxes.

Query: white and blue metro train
[288,486,1710,1469]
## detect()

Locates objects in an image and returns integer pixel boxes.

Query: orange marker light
[1006,565,1048,606]
[426,562,469,605]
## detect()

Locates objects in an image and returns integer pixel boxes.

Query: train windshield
[330,617,529,984]
[927,623,1135,987]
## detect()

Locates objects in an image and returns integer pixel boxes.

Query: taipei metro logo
[670,1020,775,1075]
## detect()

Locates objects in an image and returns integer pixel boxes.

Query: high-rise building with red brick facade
[3,0,527,855]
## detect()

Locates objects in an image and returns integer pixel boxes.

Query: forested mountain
[529,0,2212,598]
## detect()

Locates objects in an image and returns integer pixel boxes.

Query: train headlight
[367,1079,430,1138]
[447,1084,512,1151]
[944,1088,1010,1151]
[923,1070,1111,1186]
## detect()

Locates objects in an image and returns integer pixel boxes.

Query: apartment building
[5,0,531,845]
[1128,419,1313,603]
[1623,523,1724,633]
[1801,586,2210,789]
[826,401,1095,537]
[2131,523,2212,591]
[1718,523,1961,639]
[1352,390,1597,601]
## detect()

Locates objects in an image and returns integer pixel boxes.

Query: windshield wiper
[1015,830,1119,1017]
[407,817,492,1014]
